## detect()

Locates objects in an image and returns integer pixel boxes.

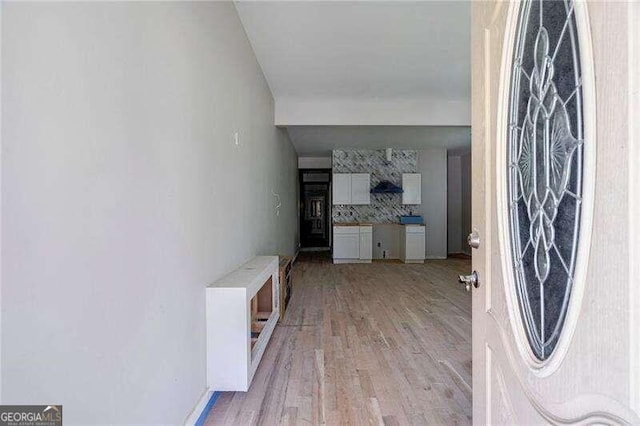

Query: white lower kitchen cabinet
[400,225,426,263]
[333,225,372,263]
[333,226,360,259]
[359,226,373,260]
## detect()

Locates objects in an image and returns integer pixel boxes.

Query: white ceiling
[287,126,470,156]
[235,1,470,102]
[235,1,471,156]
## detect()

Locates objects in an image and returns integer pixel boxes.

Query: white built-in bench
[206,256,279,391]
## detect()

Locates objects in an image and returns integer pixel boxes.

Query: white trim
[0,0,4,404]
[485,344,493,425]
[628,0,640,416]
[183,388,213,426]
[291,250,299,264]
[483,26,492,315]
[495,0,597,377]
[332,259,371,264]
[275,98,470,126]
[425,255,447,260]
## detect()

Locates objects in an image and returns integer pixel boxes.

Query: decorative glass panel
[507,0,584,360]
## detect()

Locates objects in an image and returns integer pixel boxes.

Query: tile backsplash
[332,149,419,223]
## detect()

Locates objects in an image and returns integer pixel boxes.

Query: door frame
[298,168,332,248]
[629,0,640,415]
[0,0,4,403]
[472,0,640,423]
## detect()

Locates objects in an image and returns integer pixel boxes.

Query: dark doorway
[299,170,331,248]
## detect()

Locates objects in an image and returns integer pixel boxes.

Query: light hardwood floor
[205,253,472,425]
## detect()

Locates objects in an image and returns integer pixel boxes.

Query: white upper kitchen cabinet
[332,173,351,205]
[350,173,371,205]
[402,173,421,205]
[333,173,370,205]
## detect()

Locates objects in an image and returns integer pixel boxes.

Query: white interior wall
[2,3,297,424]
[417,149,448,259]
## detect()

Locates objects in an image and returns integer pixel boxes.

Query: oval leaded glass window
[507,0,584,361]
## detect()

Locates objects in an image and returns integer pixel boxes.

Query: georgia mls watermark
[0,406,62,426]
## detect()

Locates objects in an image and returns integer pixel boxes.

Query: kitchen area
[331,149,428,264]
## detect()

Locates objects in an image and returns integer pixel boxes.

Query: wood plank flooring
[205,252,472,425]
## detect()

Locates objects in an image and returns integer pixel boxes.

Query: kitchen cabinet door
[402,173,421,205]
[350,173,370,205]
[405,228,425,261]
[332,174,351,205]
[333,228,360,259]
[359,226,372,260]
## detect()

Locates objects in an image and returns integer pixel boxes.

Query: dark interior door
[299,170,331,248]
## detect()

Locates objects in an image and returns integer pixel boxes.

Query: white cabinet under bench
[206,256,279,391]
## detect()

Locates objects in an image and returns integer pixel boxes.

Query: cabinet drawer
[405,226,426,234]
[334,226,360,235]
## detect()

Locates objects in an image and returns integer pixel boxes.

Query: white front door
[471,0,640,423]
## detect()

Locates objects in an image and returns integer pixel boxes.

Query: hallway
[206,254,472,425]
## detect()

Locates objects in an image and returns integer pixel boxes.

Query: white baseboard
[425,255,448,260]
[184,388,213,426]
[333,259,372,264]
